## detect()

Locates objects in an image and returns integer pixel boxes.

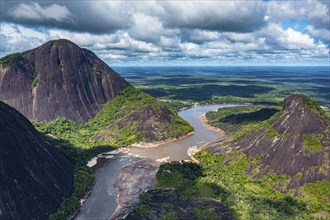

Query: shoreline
[76,131,195,218]
[178,102,252,111]
[187,146,201,163]
[188,114,227,163]
[110,159,159,219]
[75,153,133,220]
[198,114,225,136]
[86,130,195,168]
[130,131,194,148]
[77,104,236,220]
[86,148,129,168]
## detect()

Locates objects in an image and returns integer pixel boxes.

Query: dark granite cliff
[207,94,330,190]
[0,101,73,220]
[0,39,129,123]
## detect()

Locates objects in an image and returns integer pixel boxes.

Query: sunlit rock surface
[0,39,129,123]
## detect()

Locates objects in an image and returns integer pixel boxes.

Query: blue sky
[0,0,329,66]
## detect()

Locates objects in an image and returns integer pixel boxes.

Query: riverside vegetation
[0,39,194,219]
[47,142,111,220]
[130,95,330,220]
[32,86,192,219]
[144,151,329,219]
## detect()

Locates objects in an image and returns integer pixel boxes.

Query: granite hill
[0,39,129,123]
[0,39,193,146]
[206,94,330,190]
[0,101,73,220]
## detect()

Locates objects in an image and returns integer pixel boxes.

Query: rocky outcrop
[272,94,328,135]
[111,159,159,219]
[0,39,129,123]
[0,101,74,220]
[207,94,330,190]
[85,86,193,145]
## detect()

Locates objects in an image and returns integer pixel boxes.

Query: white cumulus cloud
[9,3,72,22]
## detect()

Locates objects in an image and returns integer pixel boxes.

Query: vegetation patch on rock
[191,94,330,218]
[303,134,323,152]
[0,52,25,68]
[130,149,330,219]
[205,95,330,189]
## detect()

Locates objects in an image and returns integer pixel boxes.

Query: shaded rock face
[0,101,73,219]
[0,39,129,123]
[209,94,330,190]
[125,189,235,220]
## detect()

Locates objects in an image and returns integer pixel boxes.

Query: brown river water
[75,104,241,220]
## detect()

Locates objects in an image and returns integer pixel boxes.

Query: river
[75,104,240,220]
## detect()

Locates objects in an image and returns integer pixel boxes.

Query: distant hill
[0,101,73,220]
[0,39,129,123]
[206,94,330,190]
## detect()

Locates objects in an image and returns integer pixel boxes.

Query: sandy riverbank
[86,148,130,168]
[130,131,194,148]
[78,104,238,220]
[199,114,225,136]
[85,131,194,168]
[188,114,227,163]
[187,146,200,163]
[118,113,227,217]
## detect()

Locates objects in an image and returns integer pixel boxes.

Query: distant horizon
[112,65,330,67]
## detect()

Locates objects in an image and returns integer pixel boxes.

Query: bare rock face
[0,101,73,219]
[0,39,129,123]
[111,159,159,219]
[208,94,330,190]
[273,94,327,135]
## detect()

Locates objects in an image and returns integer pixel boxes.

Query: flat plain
[115,66,330,107]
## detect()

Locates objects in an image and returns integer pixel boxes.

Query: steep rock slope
[0,39,129,123]
[206,94,330,189]
[0,101,73,220]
